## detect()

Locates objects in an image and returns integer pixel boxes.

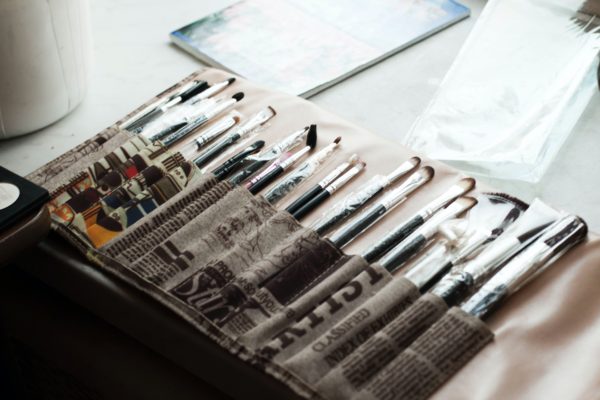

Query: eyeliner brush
[329,166,434,248]
[246,126,318,194]
[292,161,366,220]
[285,152,357,215]
[310,156,421,235]
[189,77,236,104]
[379,196,478,274]
[125,79,209,132]
[362,177,476,263]
[211,140,265,180]
[228,125,311,185]
[194,106,276,168]
[160,92,244,146]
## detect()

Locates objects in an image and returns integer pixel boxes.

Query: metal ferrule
[380,169,430,210]
[417,183,473,220]
[325,163,365,194]
[384,158,421,186]
[280,146,311,170]
[194,114,237,147]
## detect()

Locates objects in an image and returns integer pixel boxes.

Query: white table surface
[1,0,599,232]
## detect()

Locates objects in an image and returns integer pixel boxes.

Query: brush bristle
[483,192,529,211]
[349,154,359,164]
[358,161,367,169]
[409,156,421,166]
[253,140,266,149]
[232,92,244,101]
[421,166,435,180]
[232,115,241,123]
[267,105,277,116]
[333,136,342,144]
[227,77,236,84]
[306,125,318,148]
[457,177,476,192]
[457,196,478,209]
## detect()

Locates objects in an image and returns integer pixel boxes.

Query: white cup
[0,0,92,139]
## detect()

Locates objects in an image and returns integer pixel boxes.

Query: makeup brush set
[27,69,592,400]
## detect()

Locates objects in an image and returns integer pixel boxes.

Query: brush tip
[455,177,476,192]
[457,196,478,208]
[232,115,241,123]
[254,140,266,148]
[306,125,318,148]
[358,161,367,169]
[409,156,421,166]
[483,192,528,211]
[232,92,244,101]
[349,154,359,163]
[227,77,236,84]
[421,166,435,180]
[333,136,342,144]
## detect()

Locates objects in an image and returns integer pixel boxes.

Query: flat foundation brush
[310,156,421,235]
[292,160,366,220]
[329,166,434,248]
[246,125,318,194]
[378,196,478,274]
[285,153,356,214]
[362,177,475,263]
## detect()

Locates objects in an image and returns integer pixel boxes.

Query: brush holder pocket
[22,67,600,400]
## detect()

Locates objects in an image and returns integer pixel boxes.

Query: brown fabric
[114,179,230,263]
[28,67,600,400]
[259,265,394,362]
[101,172,219,258]
[219,234,344,337]
[129,187,275,286]
[355,307,493,400]
[283,276,420,385]
[240,255,369,349]
[316,293,448,400]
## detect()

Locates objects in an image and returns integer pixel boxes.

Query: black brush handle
[362,214,425,263]
[292,189,330,220]
[383,235,427,273]
[330,204,387,248]
[229,159,268,185]
[419,261,454,294]
[212,142,263,180]
[248,167,283,194]
[194,134,240,168]
[286,185,322,214]
[179,80,209,102]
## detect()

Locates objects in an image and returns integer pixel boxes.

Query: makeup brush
[285,152,357,214]
[125,80,209,132]
[292,160,366,220]
[404,193,527,292]
[428,199,559,306]
[310,157,421,235]
[189,77,236,104]
[378,196,478,274]
[362,177,475,263]
[263,138,344,205]
[193,106,276,168]
[161,92,244,147]
[329,166,434,248]
[462,214,588,319]
[246,125,318,194]
[211,140,265,180]
[178,113,240,160]
[228,125,311,185]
